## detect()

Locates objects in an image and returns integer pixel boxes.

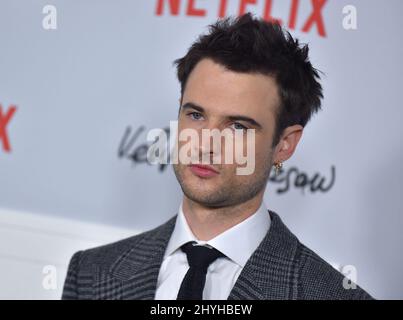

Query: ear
[273,125,303,163]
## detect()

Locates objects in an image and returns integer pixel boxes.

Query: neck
[181,192,265,241]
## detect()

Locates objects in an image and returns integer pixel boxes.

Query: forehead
[182,58,280,121]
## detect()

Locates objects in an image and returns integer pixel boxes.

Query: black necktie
[176,241,225,300]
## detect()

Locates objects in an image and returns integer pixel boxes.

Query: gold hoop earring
[274,161,283,176]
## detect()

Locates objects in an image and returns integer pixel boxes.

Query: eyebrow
[180,102,263,129]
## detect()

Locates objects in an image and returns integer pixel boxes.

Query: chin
[186,184,215,196]
[183,184,219,200]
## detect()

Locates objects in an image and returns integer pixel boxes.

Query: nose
[192,126,222,164]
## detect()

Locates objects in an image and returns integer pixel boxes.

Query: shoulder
[62,215,176,299]
[72,215,176,273]
[268,210,374,300]
[295,241,374,300]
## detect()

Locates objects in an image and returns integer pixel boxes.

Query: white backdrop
[0,0,402,299]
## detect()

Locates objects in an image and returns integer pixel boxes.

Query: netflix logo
[155,0,327,37]
[0,104,17,153]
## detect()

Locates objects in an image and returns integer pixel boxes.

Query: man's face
[173,58,280,208]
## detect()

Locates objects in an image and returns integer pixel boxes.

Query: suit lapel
[228,210,300,300]
[97,210,299,300]
[102,216,177,300]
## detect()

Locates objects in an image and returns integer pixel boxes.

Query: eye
[187,112,204,120]
[231,122,248,131]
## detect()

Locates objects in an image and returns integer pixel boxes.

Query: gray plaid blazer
[62,210,374,300]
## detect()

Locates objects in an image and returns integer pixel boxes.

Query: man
[62,13,373,300]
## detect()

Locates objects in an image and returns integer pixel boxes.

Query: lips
[188,164,219,178]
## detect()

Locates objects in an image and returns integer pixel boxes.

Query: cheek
[230,134,269,163]
[235,137,272,176]
[254,143,272,170]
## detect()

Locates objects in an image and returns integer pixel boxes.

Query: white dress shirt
[155,200,271,300]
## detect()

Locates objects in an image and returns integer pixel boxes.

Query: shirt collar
[164,200,271,268]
